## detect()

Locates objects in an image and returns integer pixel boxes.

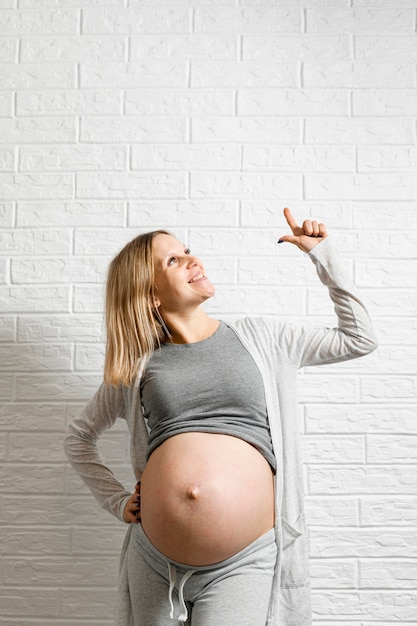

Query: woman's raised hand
[123,481,141,523]
[278,207,327,253]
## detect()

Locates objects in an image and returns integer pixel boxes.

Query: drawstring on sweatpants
[168,563,194,623]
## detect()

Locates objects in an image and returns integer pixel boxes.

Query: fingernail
[277,239,283,244]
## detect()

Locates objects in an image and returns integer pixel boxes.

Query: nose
[186,254,199,267]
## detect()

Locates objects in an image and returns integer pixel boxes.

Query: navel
[186,485,200,500]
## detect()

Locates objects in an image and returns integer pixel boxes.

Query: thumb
[277,234,297,244]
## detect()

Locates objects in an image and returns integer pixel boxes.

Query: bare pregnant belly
[140,432,275,566]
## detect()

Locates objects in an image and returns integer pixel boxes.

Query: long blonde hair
[103,230,171,387]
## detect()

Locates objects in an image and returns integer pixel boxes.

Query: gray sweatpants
[127,523,277,626]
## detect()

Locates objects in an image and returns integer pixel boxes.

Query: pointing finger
[283,207,299,233]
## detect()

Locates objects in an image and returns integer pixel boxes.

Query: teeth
[190,273,204,283]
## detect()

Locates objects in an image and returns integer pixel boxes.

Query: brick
[73,227,141,254]
[0,10,79,35]
[240,201,353,228]
[0,174,74,200]
[73,285,104,313]
[0,344,72,371]
[367,435,417,463]
[72,526,126,554]
[305,174,414,201]
[356,258,417,288]
[309,465,417,495]
[16,90,122,116]
[305,496,359,526]
[19,144,127,172]
[0,527,71,555]
[0,286,70,313]
[0,203,14,227]
[310,527,417,558]
[306,405,416,434]
[129,200,239,227]
[0,118,76,143]
[75,343,104,371]
[305,9,415,34]
[312,590,417,620]
[352,203,417,229]
[238,88,348,115]
[77,171,186,199]
[0,374,13,400]
[4,556,120,586]
[239,256,315,286]
[190,172,301,199]
[14,373,102,401]
[300,375,358,403]
[305,117,413,144]
[125,89,234,115]
[375,318,417,345]
[360,560,417,588]
[0,63,74,89]
[0,229,71,255]
[355,35,417,61]
[0,589,59,618]
[194,7,301,33]
[80,116,185,143]
[0,464,66,494]
[303,435,364,463]
[191,61,298,88]
[242,145,354,171]
[242,34,351,61]
[0,92,13,117]
[131,34,237,60]
[21,0,125,5]
[310,559,357,588]
[0,495,116,526]
[80,61,187,88]
[0,258,8,284]
[20,36,126,62]
[82,8,190,34]
[360,497,417,525]
[208,286,303,316]
[193,117,300,144]
[0,148,14,172]
[0,315,15,341]
[60,587,117,619]
[0,38,17,62]
[357,146,417,172]
[353,88,417,116]
[0,433,6,460]
[17,314,104,342]
[17,201,126,226]
[0,403,66,431]
[132,144,240,171]
[303,62,414,88]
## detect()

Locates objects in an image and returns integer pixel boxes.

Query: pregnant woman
[64,208,377,626]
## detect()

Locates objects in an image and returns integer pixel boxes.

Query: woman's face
[152,234,215,314]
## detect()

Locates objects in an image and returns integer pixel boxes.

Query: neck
[160,308,219,344]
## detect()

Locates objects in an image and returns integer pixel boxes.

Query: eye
[184,247,191,255]
[167,256,177,266]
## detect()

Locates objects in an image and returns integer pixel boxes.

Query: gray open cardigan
[64,238,378,625]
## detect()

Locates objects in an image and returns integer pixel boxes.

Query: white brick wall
[0,2,416,624]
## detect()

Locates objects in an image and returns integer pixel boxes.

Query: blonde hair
[103,230,171,387]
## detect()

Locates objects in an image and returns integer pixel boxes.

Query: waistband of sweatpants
[133,523,276,573]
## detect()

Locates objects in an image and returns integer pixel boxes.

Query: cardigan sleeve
[63,382,132,522]
[273,237,378,368]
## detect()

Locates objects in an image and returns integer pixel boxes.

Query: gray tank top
[140,321,276,470]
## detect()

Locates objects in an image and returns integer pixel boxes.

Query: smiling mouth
[188,272,205,283]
